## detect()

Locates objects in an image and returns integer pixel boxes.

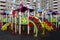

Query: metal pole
[42,9,44,21]
[0,14,2,27]
[34,11,35,16]
[28,10,30,34]
[2,15,3,26]
[56,15,58,28]
[58,18,59,29]
[10,7,14,31]
[19,12,21,34]
[11,15,13,31]
[51,14,52,23]
[58,15,60,29]
[15,15,17,33]
[51,14,52,29]
[34,11,35,33]
[6,14,7,23]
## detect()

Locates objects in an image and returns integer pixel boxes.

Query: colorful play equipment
[29,16,53,37]
[1,23,10,31]
[0,4,58,38]
[1,15,53,37]
[1,12,54,37]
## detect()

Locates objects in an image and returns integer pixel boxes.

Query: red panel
[0,22,2,28]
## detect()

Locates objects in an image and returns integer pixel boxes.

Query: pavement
[0,29,60,40]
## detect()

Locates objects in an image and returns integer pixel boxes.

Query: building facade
[38,0,60,13]
[0,0,41,12]
[1,0,60,13]
[47,0,60,13]
[6,0,21,11]
[0,0,6,13]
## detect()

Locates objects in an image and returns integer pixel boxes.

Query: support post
[28,10,29,34]
[19,12,21,34]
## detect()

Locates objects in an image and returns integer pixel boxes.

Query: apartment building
[0,0,6,13]
[46,0,60,13]
[6,0,21,11]
[0,0,25,13]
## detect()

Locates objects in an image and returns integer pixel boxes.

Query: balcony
[53,1,58,2]
[53,4,58,6]
[0,7,6,9]
[0,3,6,6]
[53,7,58,8]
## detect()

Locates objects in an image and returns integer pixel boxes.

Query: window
[54,2,58,4]
[53,0,57,1]
[10,0,13,1]
[54,5,58,7]
[54,8,58,9]
[0,1,5,3]
[27,0,30,2]
[16,5,19,6]
[0,5,6,7]
[20,0,22,1]
[0,9,5,10]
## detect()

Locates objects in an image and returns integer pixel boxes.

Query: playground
[0,4,60,39]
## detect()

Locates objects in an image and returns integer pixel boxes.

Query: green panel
[2,18,7,22]
[13,17,28,24]
[14,17,18,24]
[2,17,29,25]
[48,17,58,22]
[20,17,28,25]
[52,18,58,22]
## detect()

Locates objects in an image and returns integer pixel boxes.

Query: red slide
[44,19,52,27]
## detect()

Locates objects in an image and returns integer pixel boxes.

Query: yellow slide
[43,22,53,31]
[34,16,53,31]
[1,23,10,31]
[38,19,53,31]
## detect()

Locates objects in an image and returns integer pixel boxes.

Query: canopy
[26,4,34,9]
[47,12,52,14]
[5,10,10,15]
[20,7,28,12]
[37,9,43,13]
[52,12,58,15]
[19,4,34,12]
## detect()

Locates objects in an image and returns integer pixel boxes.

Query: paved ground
[0,29,60,40]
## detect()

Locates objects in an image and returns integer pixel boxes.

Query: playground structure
[0,11,53,37]
[0,4,59,38]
